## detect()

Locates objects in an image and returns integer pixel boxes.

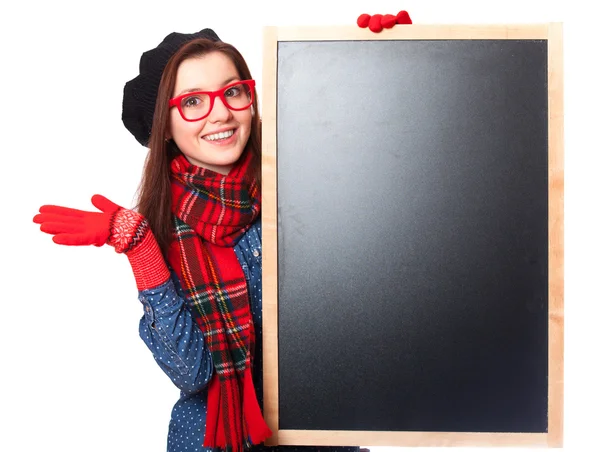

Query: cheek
[170,111,206,140]
[237,111,253,134]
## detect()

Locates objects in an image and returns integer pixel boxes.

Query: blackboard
[261,24,563,448]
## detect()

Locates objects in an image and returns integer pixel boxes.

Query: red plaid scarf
[167,151,271,451]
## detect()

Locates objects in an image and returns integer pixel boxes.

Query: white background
[1,0,597,451]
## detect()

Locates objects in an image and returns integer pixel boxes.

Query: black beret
[122,28,221,147]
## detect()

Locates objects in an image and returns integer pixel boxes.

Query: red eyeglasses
[169,79,255,121]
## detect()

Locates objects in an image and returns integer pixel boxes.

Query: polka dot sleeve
[138,277,213,394]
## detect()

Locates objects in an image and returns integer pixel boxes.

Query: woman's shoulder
[241,216,262,243]
[235,216,262,271]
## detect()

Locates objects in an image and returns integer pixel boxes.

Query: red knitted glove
[34,195,170,290]
[381,14,397,29]
[369,14,384,33]
[357,10,412,32]
[396,10,412,24]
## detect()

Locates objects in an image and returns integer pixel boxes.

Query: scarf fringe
[243,367,273,444]
[203,368,272,451]
[203,376,221,448]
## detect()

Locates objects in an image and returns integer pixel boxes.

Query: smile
[204,129,235,141]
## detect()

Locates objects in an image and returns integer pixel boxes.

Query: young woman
[33,28,360,452]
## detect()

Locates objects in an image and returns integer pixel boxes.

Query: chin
[190,150,243,174]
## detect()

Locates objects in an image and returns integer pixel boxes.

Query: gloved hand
[34,195,170,290]
[34,195,132,251]
[357,10,412,33]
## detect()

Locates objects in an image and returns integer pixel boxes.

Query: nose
[208,95,233,122]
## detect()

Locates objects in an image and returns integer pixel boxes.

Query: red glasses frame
[169,79,256,122]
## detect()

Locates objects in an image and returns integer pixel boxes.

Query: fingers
[52,231,109,246]
[34,194,119,223]
[33,212,84,225]
[52,233,91,246]
[36,205,89,218]
[357,10,412,32]
[357,13,370,28]
[39,222,85,235]
[396,10,412,25]
[33,212,94,236]
[381,14,396,29]
[34,197,112,247]
[91,194,121,214]
[368,14,383,33]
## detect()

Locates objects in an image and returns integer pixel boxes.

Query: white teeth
[205,130,234,141]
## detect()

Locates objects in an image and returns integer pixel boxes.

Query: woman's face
[169,52,252,174]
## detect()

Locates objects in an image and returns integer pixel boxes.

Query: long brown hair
[135,38,261,257]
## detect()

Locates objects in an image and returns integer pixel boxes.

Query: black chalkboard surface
[262,25,563,448]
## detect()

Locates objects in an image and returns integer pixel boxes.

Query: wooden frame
[261,24,563,448]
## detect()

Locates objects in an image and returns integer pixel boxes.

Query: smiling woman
[31,26,360,452]
[167,53,254,174]
[134,36,263,257]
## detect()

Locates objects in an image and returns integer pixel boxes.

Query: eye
[224,86,242,98]
[182,95,205,109]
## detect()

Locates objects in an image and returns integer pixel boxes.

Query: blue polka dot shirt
[139,218,359,452]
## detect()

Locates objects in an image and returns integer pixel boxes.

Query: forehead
[173,52,240,93]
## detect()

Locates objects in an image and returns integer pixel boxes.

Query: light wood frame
[261,24,564,448]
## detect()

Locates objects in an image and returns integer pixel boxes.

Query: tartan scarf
[167,150,271,451]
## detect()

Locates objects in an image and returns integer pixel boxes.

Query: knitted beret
[122,28,221,146]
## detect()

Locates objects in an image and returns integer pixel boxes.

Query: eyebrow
[175,77,240,97]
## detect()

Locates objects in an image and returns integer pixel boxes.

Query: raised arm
[33,195,212,393]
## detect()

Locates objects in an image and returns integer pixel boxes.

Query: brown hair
[135,39,261,257]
